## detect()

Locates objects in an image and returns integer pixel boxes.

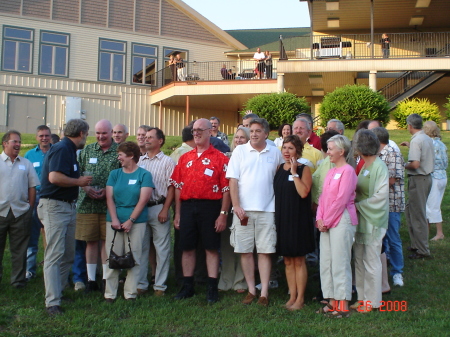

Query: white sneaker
[74,281,86,291]
[255,280,279,291]
[393,273,404,287]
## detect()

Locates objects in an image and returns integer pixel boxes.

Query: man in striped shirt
[137,127,175,296]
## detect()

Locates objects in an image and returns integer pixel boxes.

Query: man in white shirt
[253,48,266,79]
[227,118,283,307]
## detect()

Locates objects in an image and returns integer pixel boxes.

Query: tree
[319,84,390,129]
[393,98,442,129]
[241,92,310,129]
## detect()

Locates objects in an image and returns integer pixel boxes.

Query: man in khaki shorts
[226,118,283,306]
[76,119,120,292]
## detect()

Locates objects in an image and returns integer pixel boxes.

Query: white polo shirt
[226,142,283,212]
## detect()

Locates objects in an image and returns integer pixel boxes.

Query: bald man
[113,124,129,144]
[75,119,121,292]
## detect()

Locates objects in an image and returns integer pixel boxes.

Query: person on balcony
[381,33,391,59]
[221,64,228,79]
[175,53,186,81]
[264,51,273,79]
[253,48,266,79]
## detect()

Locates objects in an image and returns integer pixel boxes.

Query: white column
[277,73,285,93]
[369,70,377,91]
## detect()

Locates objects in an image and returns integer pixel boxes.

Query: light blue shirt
[431,138,448,180]
[24,145,51,191]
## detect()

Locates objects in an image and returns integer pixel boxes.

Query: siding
[81,0,108,27]
[135,0,159,35]
[161,1,226,46]
[109,0,134,31]
[53,0,80,23]
[0,0,21,15]
[23,0,51,19]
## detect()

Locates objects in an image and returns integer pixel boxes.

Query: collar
[245,141,270,153]
[411,130,424,140]
[1,151,21,163]
[141,151,164,160]
[33,144,52,152]
[94,140,117,152]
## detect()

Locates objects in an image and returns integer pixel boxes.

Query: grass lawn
[0,130,449,336]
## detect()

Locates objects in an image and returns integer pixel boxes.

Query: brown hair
[282,135,304,158]
[118,141,141,163]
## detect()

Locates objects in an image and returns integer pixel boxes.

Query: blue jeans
[383,212,404,275]
[26,194,42,276]
[72,239,87,284]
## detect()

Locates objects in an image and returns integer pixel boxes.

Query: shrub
[393,98,442,129]
[319,84,390,129]
[443,95,450,120]
[241,92,310,129]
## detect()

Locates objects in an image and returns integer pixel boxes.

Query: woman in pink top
[316,135,358,316]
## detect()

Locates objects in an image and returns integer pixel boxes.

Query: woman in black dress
[274,135,314,310]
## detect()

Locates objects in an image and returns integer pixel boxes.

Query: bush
[241,92,310,129]
[319,84,390,129]
[393,98,442,129]
[443,95,450,120]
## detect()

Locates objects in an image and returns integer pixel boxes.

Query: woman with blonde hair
[423,121,447,240]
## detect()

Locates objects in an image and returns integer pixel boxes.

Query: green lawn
[0,130,449,336]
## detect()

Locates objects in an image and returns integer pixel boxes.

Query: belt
[148,196,166,207]
[407,174,429,178]
[45,198,77,204]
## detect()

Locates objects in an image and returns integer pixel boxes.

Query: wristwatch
[128,217,136,223]
[220,211,229,215]
[292,174,299,178]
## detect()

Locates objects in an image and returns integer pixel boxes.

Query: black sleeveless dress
[274,164,315,257]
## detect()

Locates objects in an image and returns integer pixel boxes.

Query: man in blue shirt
[24,125,51,281]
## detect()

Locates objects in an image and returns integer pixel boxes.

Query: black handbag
[108,230,136,269]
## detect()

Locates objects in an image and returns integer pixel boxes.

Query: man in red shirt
[170,118,231,304]
[296,113,321,150]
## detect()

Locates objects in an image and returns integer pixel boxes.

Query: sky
[182,0,311,30]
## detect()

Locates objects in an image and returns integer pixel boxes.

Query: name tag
[128,179,137,185]
[33,162,40,168]
[363,170,369,177]
[334,173,341,180]
[204,168,213,176]
[89,158,98,164]
[74,164,78,171]
[19,165,26,170]
[288,175,294,181]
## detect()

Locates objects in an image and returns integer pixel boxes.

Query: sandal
[328,310,351,318]
[316,302,333,314]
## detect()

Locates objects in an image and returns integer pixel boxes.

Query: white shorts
[230,211,276,254]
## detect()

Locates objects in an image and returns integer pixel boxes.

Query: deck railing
[281,32,450,60]
[151,59,277,90]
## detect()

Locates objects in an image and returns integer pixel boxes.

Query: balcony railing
[151,60,277,90]
[281,32,450,60]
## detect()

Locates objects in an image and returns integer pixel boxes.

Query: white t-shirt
[226,142,283,212]
[253,52,265,61]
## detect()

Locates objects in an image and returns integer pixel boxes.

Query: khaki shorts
[75,213,106,241]
[230,211,276,254]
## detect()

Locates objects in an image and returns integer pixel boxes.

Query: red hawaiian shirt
[308,131,322,151]
[170,145,230,201]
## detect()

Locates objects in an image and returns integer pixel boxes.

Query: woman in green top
[352,130,389,312]
[104,142,154,302]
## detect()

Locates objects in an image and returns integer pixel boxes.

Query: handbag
[108,230,136,269]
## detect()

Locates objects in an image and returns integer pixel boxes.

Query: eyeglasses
[191,128,210,134]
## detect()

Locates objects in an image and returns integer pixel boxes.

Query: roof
[225,27,310,50]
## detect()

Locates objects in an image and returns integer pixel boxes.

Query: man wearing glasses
[170,118,230,304]
[0,131,39,289]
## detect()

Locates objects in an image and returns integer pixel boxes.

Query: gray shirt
[0,152,39,217]
[407,130,435,176]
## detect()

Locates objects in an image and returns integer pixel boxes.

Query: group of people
[253,48,273,79]
[0,111,446,316]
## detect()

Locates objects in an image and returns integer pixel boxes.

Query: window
[132,43,157,85]
[39,31,70,77]
[2,26,34,73]
[98,39,126,83]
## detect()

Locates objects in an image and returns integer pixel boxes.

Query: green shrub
[393,98,442,129]
[319,84,390,129]
[443,95,450,120]
[241,92,310,129]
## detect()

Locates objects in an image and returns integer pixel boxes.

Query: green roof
[225,27,310,50]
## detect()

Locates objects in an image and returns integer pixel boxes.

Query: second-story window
[2,26,34,73]
[132,43,157,85]
[99,39,126,83]
[40,31,70,77]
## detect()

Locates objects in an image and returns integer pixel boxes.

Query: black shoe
[85,280,100,293]
[206,285,219,304]
[174,284,195,300]
[12,282,26,289]
[46,305,63,316]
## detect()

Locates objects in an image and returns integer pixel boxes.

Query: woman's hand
[317,219,328,232]
[290,157,298,175]
[111,218,121,231]
[121,219,133,233]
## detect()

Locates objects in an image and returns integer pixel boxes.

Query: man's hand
[400,141,410,148]
[173,213,180,230]
[214,214,227,233]
[78,176,93,187]
[158,208,169,224]
[233,206,246,221]
[83,186,102,199]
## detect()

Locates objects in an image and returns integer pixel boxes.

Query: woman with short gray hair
[423,121,447,240]
[351,130,389,313]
